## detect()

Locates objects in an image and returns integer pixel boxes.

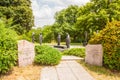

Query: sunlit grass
[70,43,82,45]
[35,42,83,46]
[78,60,120,80]
[0,65,42,80]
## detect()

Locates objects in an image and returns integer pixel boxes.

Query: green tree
[0,0,34,34]
[43,0,120,43]
[19,28,42,43]
[76,0,120,41]
[42,25,54,43]
[53,5,80,42]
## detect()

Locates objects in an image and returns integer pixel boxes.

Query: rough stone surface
[85,44,103,66]
[18,40,35,67]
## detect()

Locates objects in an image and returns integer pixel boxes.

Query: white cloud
[31,0,40,16]
[53,6,65,12]
[39,5,53,18]
[31,0,90,27]
[34,18,55,27]
[66,0,90,5]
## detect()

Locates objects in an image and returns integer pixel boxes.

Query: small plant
[63,48,85,58]
[34,45,62,65]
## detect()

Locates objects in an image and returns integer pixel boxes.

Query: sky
[31,0,90,27]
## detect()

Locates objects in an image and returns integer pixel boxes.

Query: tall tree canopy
[52,0,120,42]
[52,5,79,42]
[0,0,34,34]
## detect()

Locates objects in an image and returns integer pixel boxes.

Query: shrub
[63,48,85,58]
[18,33,31,42]
[0,20,18,74]
[34,45,62,65]
[18,28,42,43]
[89,21,120,70]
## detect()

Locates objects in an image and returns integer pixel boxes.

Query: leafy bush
[89,21,120,70]
[34,45,62,65]
[18,28,42,43]
[42,25,54,43]
[63,48,85,58]
[18,33,31,42]
[0,20,18,74]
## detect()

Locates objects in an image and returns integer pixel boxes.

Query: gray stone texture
[41,60,95,80]
[18,40,35,67]
[85,44,103,66]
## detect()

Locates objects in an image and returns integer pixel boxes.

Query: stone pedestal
[85,44,103,66]
[18,40,35,67]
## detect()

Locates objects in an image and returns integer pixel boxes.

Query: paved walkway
[51,45,85,52]
[70,45,85,49]
[40,56,95,80]
[62,56,84,61]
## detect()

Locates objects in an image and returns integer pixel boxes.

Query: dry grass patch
[78,60,120,80]
[0,65,42,80]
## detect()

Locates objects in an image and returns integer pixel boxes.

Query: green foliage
[34,45,62,65]
[89,21,120,70]
[53,5,80,42]
[33,28,42,43]
[0,20,18,74]
[51,0,120,42]
[76,0,120,41]
[0,0,34,34]
[18,33,31,41]
[18,28,42,43]
[42,25,54,43]
[63,48,85,58]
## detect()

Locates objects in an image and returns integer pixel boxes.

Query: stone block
[18,40,35,67]
[85,44,103,66]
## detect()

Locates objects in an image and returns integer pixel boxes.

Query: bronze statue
[39,33,42,45]
[57,33,61,46]
[66,33,70,48]
[32,32,35,43]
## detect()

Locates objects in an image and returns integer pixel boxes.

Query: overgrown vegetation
[34,45,62,65]
[89,21,120,70]
[0,20,18,74]
[63,48,85,58]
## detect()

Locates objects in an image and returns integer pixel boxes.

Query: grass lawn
[70,43,82,46]
[35,42,83,46]
[0,65,42,80]
[78,60,120,80]
[61,42,82,46]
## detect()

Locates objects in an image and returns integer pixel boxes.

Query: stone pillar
[85,44,103,66]
[18,40,35,67]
